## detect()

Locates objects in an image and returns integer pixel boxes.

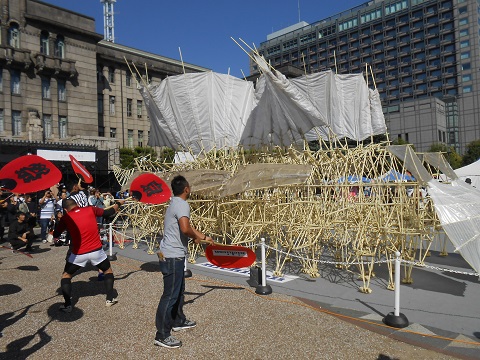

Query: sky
[43,0,365,78]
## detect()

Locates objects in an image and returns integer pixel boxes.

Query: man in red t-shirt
[54,198,120,312]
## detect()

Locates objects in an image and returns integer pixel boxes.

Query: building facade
[0,0,208,173]
[254,0,479,153]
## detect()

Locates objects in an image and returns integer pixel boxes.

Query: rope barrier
[108,228,480,277]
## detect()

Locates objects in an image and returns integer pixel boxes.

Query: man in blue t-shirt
[154,175,213,349]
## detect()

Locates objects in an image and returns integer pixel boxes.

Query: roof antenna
[298,0,301,22]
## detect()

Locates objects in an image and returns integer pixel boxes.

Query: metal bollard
[255,238,272,295]
[383,251,408,328]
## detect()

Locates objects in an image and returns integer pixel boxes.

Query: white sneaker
[42,239,47,243]
[105,298,118,307]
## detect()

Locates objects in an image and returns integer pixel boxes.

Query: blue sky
[43,0,365,78]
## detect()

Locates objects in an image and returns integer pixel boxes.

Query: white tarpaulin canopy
[454,158,480,188]
[143,57,387,153]
[143,71,256,154]
[428,179,480,276]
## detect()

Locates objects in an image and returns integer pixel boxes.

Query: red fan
[129,173,172,204]
[205,244,256,268]
[69,155,93,184]
[0,154,62,193]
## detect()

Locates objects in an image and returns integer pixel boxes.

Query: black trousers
[10,234,35,250]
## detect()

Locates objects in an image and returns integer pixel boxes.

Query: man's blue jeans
[38,218,49,241]
[155,257,186,340]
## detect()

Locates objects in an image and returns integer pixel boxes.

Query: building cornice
[98,40,210,72]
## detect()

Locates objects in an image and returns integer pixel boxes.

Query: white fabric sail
[143,71,256,154]
[428,179,480,275]
[143,56,387,152]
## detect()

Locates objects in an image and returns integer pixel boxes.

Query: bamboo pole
[123,56,141,88]
[240,69,247,81]
[369,65,377,90]
[302,52,307,75]
[178,47,186,74]
[334,50,338,74]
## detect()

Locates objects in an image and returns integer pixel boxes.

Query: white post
[394,251,401,316]
[261,237,267,287]
[109,222,113,258]
[383,251,408,327]
[255,237,272,294]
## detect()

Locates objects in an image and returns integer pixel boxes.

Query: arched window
[40,31,49,55]
[54,35,65,58]
[8,23,20,48]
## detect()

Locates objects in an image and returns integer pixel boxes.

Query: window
[110,127,116,138]
[54,35,65,58]
[137,100,142,118]
[108,67,115,83]
[97,94,103,114]
[12,110,22,136]
[109,96,115,115]
[8,23,20,48]
[360,9,382,24]
[385,0,408,15]
[126,98,132,117]
[463,85,472,93]
[127,129,133,148]
[460,29,469,37]
[461,51,470,59]
[138,130,144,147]
[58,80,66,101]
[98,126,105,137]
[438,130,442,142]
[459,18,468,26]
[126,72,131,87]
[40,31,49,55]
[58,116,67,138]
[462,63,471,70]
[97,65,104,82]
[460,40,469,48]
[0,109,3,133]
[458,6,468,14]
[41,77,51,99]
[462,74,472,81]
[11,70,20,94]
[43,114,52,139]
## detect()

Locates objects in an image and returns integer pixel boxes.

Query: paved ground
[1,235,478,360]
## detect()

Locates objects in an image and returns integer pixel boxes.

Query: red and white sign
[205,244,256,268]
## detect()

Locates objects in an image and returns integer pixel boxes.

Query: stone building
[0,0,208,180]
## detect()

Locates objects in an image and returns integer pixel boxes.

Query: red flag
[69,155,93,184]
[129,173,172,204]
[0,155,62,193]
[205,244,256,268]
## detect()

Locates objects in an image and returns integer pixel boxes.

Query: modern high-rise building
[254,0,479,153]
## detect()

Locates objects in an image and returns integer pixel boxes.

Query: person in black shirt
[8,212,35,252]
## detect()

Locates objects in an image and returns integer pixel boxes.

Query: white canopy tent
[454,159,480,188]
[428,179,480,276]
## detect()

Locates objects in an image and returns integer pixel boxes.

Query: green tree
[119,146,157,169]
[462,139,480,166]
[391,137,415,151]
[428,143,462,169]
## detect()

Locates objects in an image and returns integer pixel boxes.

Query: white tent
[428,179,480,276]
[142,56,387,153]
[454,159,480,188]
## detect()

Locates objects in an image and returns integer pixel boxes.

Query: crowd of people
[0,183,119,249]
[1,175,215,349]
